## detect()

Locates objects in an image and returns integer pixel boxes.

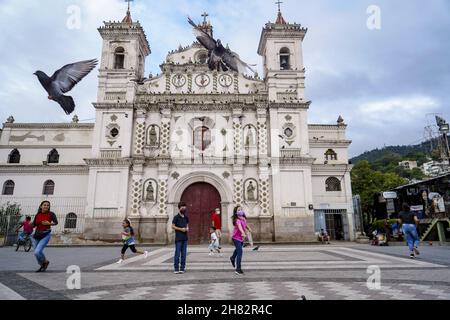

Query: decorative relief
[134,122,145,155]
[157,179,168,215]
[171,172,180,180]
[233,119,242,155]
[131,178,143,215]
[172,74,186,87]
[244,179,258,202]
[146,125,160,147]
[259,178,270,215]
[233,178,243,205]
[243,125,257,148]
[143,179,157,203]
[282,120,296,147]
[222,171,230,179]
[219,74,233,87]
[160,121,171,156]
[195,73,210,87]
[257,120,268,155]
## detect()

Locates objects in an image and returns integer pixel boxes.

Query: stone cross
[276,0,283,12]
[201,11,209,24]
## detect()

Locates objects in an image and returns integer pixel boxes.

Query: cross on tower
[201,11,209,24]
[276,0,283,13]
[125,0,134,11]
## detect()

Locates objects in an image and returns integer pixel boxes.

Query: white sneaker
[144,251,148,258]
[209,252,213,256]
[116,259,124,264]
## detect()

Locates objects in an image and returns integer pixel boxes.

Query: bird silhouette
[34,59,98,115]
[188,17,255,74]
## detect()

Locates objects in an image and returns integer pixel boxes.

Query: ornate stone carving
[259,177,270,215]
[244,179,258,202]
[233,178,243,205]
[172,74,186,87]
[195,73,210,87]
[130,178,143,216]
[146,125,160,147]
[143,179,157,202]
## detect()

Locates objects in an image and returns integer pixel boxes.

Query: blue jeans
[231,239,243,271]
[402,224,420,252]
[174,240,188,271]
[31,231,52,266]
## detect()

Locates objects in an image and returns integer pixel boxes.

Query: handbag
[33,230,50,241]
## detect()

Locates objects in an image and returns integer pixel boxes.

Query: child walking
[117,219,148,264]
[208,227,221,256]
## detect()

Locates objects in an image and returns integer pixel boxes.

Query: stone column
[160,107,171,157]
[256,105,269,161]
[232,107,244,164]
[133,109,146,156]
[129,160,145,217]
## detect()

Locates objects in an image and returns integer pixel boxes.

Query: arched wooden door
[180,182,221,244]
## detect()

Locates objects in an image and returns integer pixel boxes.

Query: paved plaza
[0,243,449,300]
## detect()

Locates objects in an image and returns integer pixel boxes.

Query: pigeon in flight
[33,59,98,115]
[187,17,256,74]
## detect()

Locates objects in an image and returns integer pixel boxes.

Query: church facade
[0,9,355,244]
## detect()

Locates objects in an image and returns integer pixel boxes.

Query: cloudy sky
[0,0,449,157]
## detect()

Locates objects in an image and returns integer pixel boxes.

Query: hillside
[351,135,449,165]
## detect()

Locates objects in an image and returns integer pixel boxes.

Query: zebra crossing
[70,281,450,300]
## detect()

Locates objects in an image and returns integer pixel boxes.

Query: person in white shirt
[208,227,221,256]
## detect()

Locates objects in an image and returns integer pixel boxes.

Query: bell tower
[97,6,151,103]
[257,5,307,102]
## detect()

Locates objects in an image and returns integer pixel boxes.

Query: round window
[110,128,119,138]
[196,51,208,64]
[284,127,293,138]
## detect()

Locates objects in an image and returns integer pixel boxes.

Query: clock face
[172,74,186,87]
[195,73,210,87]
[219,74,233,87]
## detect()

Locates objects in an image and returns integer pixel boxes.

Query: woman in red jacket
[32,201,58,272]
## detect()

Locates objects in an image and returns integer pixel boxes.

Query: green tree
[351,161,407,215]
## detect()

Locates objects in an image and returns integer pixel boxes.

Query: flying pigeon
[33,59,98,115]
[187,17,256,74]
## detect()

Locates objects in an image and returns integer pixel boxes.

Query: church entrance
[180,182,221,244]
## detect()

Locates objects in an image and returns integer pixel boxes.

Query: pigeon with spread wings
[33,59,98,115]
[187,17,255,74]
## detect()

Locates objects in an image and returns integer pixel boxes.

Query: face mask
[237,210,245,217]
[180,208,186,214]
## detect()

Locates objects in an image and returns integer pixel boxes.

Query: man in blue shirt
[172,201,189,274]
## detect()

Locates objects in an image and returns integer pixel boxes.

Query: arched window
[8,149,20,164]
[47,149,59,164]
[2,180,15,195]
[43,180,55,195]
[193,126,211,151]
[325,149,338,161]
[64,212,77,229]
[326,177,341,192]
[280,47,291,70]
[114,47,125,69]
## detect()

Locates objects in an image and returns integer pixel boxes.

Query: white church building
[0,8,355,244]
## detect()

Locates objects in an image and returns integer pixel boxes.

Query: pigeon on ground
[33,59,98,115]
[187,17,256,74]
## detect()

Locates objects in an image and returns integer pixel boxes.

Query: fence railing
[0,196,88,243]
